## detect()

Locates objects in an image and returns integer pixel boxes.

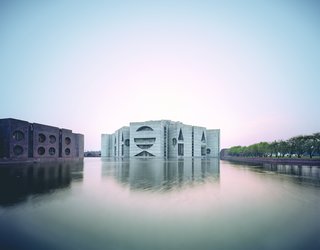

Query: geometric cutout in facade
[38,147,45,155]
[137,144,153,149]
[201,131,206,143]
[136,126,153,132]
[65,137,71,145]
[134,151,155,157]
[201,145,206,156]
[13,145,24,155]
[49,147,56,155]
[178,143,184,156]
[65,148,70,155]
[172,138,177,146]
[49,135,56,143]
[100,120,220,158]
[134,138,156,144]
[0,118,84,161]
[38,133,46,143]
[12,130,24,141]
[178,128,184,141]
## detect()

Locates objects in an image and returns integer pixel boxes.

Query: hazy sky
[1,0,319,150]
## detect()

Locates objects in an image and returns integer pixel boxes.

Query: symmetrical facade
[0,118,84,162]
[101,120,220,158]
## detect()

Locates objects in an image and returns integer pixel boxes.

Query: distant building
[84,151,101,157]
[101,120,220,158]
[0,118,84,162]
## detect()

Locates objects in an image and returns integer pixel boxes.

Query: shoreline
[220,156,320,166]
[0,158,84,166]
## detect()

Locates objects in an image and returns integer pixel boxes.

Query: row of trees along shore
[228,133,320,159]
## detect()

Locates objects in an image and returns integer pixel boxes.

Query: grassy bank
[220,155,320,166]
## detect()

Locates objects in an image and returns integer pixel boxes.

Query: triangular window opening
[201,131,206,142]
[135,151,155,157]
[178,128,184,141]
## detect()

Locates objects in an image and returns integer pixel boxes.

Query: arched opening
[136,126,153,132]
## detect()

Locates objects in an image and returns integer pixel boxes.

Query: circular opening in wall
[65,137,71,145]
[13,145,24,156]
[49,135,56,143]
[38,147,45,155]
[125,139,130,147]
[12,131,24,141]
[49,147,56,155]
[38,134,46,143]
[172,138,177,146]
[206,148,211,154]
[65,148,70,155]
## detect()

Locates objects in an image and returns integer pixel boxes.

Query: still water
[0,158,320,250]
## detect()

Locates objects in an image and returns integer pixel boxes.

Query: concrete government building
[101,120,220,158]
[0,118,84,162]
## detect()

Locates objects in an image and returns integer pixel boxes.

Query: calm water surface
[0,158,319,250]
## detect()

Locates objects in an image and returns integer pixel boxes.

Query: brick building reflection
[0,161,83,206]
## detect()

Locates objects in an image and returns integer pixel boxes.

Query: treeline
[228,133,320,158]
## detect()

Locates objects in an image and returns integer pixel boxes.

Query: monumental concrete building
[101,120,220,158]
[0,118,84,162]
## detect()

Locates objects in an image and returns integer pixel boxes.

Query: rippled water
[0,158,320,250]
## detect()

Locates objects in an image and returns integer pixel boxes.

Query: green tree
[229,146,243,156]
[288,136,305,158]
[228,131,320,159]
[278,140,289,157]
[270,141,279,157]
[313,133,320,156]
[303,135,315,158]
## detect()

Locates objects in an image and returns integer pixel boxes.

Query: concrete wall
[0,119,29,159]
[207,129,220,158]
[130,121,167,157]
[0,118,84,162]
[32,123,60,158]
[168,122,178,158]
[60,129,76,158]
[180,124,193,157]
[122,127,130,157]
[101,120,220,159]
[193,126,206,157]
[75,134,84,158]
[109,127,130,157]
[101,134,111,157]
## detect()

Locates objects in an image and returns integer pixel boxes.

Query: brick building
[0,118,84,162]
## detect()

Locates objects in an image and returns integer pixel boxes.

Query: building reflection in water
[101,158,220,191]
[0,161,83,206]
[249,163,320,186]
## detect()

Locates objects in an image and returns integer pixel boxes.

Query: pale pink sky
[1,1,319,150]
